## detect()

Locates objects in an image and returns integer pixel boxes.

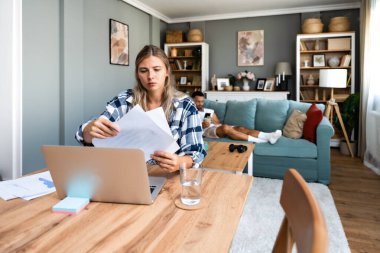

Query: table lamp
[319,69,353,157]
[274,62,292,91]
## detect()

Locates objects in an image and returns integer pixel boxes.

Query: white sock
[258,130,282,144]
[269,130,282,144]
[248,135,267,143]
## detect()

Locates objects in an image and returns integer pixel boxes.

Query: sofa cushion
[224,99,257,129]
[283,109,307,139]
[255,99,289,132]
[303,103,323,143]
[254,137,318,158]
[287,100,325,118]
[204,99,227,122]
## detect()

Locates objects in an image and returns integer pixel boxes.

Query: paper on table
[0,182,17,200]
[0,171,56,201]
[93,105,179,161]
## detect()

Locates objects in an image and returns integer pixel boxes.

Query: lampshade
[274,62,292,76]
[319,69,347,88]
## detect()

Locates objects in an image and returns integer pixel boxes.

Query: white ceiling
[123,0,361,23]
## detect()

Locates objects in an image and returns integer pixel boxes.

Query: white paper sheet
[93,105,179,161]
[0,171,56,201]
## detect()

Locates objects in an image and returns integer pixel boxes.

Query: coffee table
[0,170,252,253]
[202,141,254,175]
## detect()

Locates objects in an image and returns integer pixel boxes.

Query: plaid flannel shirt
[75,89,206,166]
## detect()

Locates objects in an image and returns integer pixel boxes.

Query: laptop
[41,145,166,205]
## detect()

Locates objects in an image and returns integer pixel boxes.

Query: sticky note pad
[52,196,89,214]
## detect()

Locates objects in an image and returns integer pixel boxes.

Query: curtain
[361,0,380,175]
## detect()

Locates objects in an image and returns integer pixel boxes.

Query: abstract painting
[237,30,264,66]
[110,19,129,66]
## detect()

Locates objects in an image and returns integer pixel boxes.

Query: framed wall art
[237,30,264,66]
[256,78,266,90]
[264,78,275,91]
[217,78,230,91]
[110,19,129,66]
[313,54,325,67]
[180,76,187,85]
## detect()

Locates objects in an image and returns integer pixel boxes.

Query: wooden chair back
[272,169,328,253]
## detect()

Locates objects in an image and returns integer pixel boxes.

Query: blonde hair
[133,45,182,120]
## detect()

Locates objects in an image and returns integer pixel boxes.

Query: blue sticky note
[52,197,89,214]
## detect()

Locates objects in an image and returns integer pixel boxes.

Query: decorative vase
[170,48,177,57]
[306,75,315,85]
[211,74,217,90]
[340,140,357,156]
[328,57,340,67]
[242,79,250,91]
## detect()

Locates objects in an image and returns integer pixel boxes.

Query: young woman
[75,45,206,172]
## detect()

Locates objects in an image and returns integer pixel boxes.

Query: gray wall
[167,9,360,99]
[23,0,61,174]
[205,14,299,96]
[22,0,161,174]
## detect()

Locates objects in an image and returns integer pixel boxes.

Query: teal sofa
[203,99,334,184]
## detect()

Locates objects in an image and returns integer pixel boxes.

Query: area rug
[230,177,350,253]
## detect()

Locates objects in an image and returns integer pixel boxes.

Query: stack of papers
[0,171,56,201]
[93,105,179,161]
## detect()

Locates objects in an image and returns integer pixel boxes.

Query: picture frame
[264,78,275,91]
[313,54,325,67]
[255,78,266,90]
[237,30,264,66]
[217,78,230,91]
[110,19,129,66]
[180,76,187,85]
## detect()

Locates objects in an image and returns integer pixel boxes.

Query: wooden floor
[329,148,380,253]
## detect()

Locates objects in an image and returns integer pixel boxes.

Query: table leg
[248,152,253,176]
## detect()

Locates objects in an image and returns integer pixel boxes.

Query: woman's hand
[151,151,193,173]
[83,117,120,144]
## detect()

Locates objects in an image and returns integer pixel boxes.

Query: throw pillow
[255,99,289,132]
[224,99,257,129]
[303,103,323,143]
[283,109,307,139]
[204,99,227,123]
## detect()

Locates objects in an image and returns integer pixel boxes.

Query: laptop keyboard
[150,185,156,194]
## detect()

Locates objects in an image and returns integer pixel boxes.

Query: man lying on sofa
[191,91,282,144]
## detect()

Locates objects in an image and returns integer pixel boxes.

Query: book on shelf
[346,73,352,86]
[340,54,351,67]
[169,59,177,71]
[175,59,183,70]
[300,41,307,51]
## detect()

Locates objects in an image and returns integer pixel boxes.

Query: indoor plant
[335,93,360,155]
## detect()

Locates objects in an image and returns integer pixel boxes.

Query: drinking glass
[179,164,203,206]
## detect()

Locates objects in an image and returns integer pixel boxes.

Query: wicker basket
[187,29,203,42]
[302,18,323,34]
[303,18,322,25]
[328,16,350,32]
[166,31,184,43]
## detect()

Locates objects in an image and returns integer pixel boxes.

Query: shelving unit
[296,32,355,103]
[164,42,209,94]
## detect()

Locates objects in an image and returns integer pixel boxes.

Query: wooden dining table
[0,170,252,253]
